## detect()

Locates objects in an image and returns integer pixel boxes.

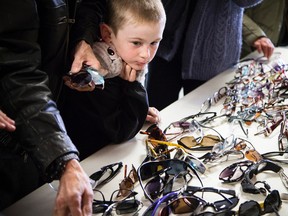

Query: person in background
[145,0,263,111]
[59,0,166,160]
[0,0,107,214]
[242,0,288,59]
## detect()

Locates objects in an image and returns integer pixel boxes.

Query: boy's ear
[100,23,113,43]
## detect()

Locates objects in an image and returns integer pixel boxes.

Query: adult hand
[253,37,275,59]
[53,159,93,216]
[0,110,16,132]
[119,62,137,82]
[70,40,103,75]
[146,107,161,124]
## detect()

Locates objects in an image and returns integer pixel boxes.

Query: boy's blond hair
[106,0,166,35]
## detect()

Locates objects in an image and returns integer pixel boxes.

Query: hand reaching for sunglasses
[0,110,16,132]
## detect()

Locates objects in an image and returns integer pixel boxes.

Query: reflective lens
[219,160,253,183]
[238,200,261,216]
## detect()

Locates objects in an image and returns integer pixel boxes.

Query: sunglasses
[146,139,207,174]
[145,169,192,202]
[89,162,123,189]
[137,159,203,203]
[238,190,281,216]
[92,189,142,215]
[241,159,288,194]
[195,189,282,216]
[140,124,169,155]
[144,186,238,216]
[261,151,288,165]
[117,164,138,197]
[219,160,254,183]
[63,64,105,90]
[177,134,222,151]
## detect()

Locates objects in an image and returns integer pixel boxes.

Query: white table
[2,47,288,216]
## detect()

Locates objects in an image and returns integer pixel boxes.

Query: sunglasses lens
[169,197,202,214]
[92,203,109,214]
[116,199,140,214]
[219,161,252,182]
[239,200,261,216]
[201,135,221,146]
[71,71,92,86]
[263,190,281,213]
[144,176,164,200]
[184,156,206,174]
[178,136,197,148]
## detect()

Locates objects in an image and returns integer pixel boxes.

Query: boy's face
[110,18,165,71]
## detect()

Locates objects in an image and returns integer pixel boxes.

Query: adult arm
[69,0,107,73]
[242,13,274,58]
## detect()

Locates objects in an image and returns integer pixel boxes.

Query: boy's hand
[146,107,161,124]
[119,62,137,82]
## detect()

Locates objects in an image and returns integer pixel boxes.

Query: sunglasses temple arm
[279,169,288,189]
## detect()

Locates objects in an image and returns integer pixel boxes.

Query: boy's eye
[132,41,141,46]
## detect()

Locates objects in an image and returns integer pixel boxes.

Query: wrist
[46,153,79,182]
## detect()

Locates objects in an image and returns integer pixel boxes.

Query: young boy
[60,0,166,159]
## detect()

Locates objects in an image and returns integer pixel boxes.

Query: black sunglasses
[219,160,254,183]
[137,159,203,203]
[143,186,238,216]
[195,189,281,216]
[238,190,281,216]
[89,162,123,189]
[92,189,142,215]
[64,64,105,90]
[241,159,287,194]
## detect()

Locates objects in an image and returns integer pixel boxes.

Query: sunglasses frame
[137,159,203,203]
[241,159,286,194]
[89,162,123,189]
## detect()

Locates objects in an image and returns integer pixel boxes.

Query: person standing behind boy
[59,0,166,159]
[146,0,263,111]
[242,0,288,59]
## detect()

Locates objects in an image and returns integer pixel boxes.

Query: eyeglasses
[201,136,262,164]
[137,159,203,203]
[238,189,281,216]
[89,162,123,189]
[143,186,238,216]
[278,112,288,151]
[63,64,105,90]
[241,159,288,194]
[92,189,142,215]
[163,112,218,141]
[200,87,228,112]
[219,160,254,183]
